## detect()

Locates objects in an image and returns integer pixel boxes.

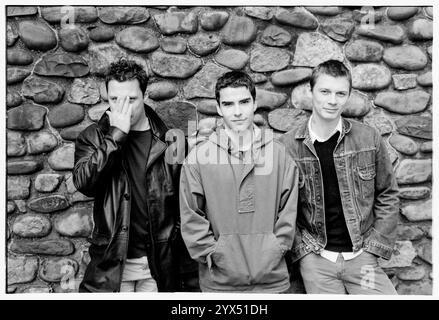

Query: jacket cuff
[108,126,128,145]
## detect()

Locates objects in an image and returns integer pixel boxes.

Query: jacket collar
[295,117,352,140]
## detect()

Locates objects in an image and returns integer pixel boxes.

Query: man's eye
[110,97,117,101]
[337,93,347,97]
[321,90,329,94]
[129,98,136,102]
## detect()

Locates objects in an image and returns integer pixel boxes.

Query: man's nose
[329,93,337,104]
[234,104,242,116]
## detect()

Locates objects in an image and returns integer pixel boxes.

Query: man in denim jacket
[280,60,399,294]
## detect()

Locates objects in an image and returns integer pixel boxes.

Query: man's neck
[310,115,341,141]
[225,126,254,152]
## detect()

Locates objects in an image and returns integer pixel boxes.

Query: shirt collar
[308,115,342,143]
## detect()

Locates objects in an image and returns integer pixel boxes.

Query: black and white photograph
[2,1,435,300]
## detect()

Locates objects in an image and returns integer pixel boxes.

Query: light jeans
[120,278,158,292]
[120,256,158,292]
[299,251,397,295]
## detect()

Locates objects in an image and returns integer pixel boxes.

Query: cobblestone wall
[6,6,432,294]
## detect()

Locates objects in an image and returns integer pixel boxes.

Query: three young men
[73,59,197,292]
[280,60,399,294]
[179,71,299,292]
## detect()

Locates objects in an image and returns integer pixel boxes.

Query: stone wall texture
[6,5,433,294]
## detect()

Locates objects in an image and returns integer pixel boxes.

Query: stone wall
[6,6,432,294]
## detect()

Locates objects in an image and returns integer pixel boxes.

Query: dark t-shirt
[314,131,353,252]
[122,130,152,259]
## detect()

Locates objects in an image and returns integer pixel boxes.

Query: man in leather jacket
[280,60,399,294]
[73,59,198,292]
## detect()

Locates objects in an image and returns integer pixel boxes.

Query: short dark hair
[310,60,352,93]
[215,71,256,104]
[105,58,148,94]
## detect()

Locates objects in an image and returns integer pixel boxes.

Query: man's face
[311,74,350,123]
[107,79,144,127]
[216,86,257,133]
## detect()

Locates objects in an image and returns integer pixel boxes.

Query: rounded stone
[68,78,100,105]
[15,200,28,213]
[352,64,392,90]
[7,6,38,16]
[389,134,419,155]
[60,121,94,141]
[305,6,342,16]
[345,40,383,62]
[116,27,159,53]
[7,103,47,131]
[397,224,425,240]
[397,266,426,281]
[290,83,313,111]
[399,187,431,200]
[160,37,187,54]
[256,89,287,110]
[292,32,344,67]
[12,214,52,238]
[7,91,23,109]
[41,6,98,23]
[244,7,274,20]
[22,77,64,104]
[392,74,417,91]
[395,116,432,140]
[27,194,70,213]
[378,241,417,268]
[151,52,202,79]
[387,7,418,20]
[215,49,249,70]
[98,6,150,24]
[221,15,257,45]
[34,53,89,78]
[417,72,432,87]
[7,131,26,157]
[268,108,310,132]
[146,82,178,101]
[375,90,430,115]
[39,258,79,283]
[357,24,405,44]
[18,20,57,51]
[250,44,290,73]
[88,44,126,76]
[7,176,31,200]
[417,241,432,264]
[261,25,291,47]
[420,141,432,153]
[343,91,372,118]
[7,49,33,66]
[425,7,433,18]
[26,131,59,155]
[274,7,318,29]
[54,207,93,237]
[10,239,75,256]
[272,68,312,86]
[88,102,109,122]
[7,201,17,214]
[7,159,43,175]
[196,100,218,115]
[154,11,198,35]
[408,19,433,41]
[7,23,19,47]
[7,68,31,85]
[383,46,428,71]
[35,173,63,193]
[254,114,267,127]
[89,26,114,42]
[188,33,221,56]
[321,18,355,42]
[155,102,197,136]
[251,73,268,84]
[200,11,229,31]
[183,63,229,99]
[7,255,38,285]
[401,199,432,222]
[59,26,89,52]
[396,159,432,184]
[48,144,75,170]
[48,103,85,128]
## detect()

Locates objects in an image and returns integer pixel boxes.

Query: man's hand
[106,96,132,134]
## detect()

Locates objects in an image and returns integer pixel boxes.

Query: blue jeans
[299,251,397,295]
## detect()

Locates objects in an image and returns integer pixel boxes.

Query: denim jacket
[279,118,399,262]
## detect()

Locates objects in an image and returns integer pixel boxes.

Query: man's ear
[253,101,258,112]
[216,104,223,117]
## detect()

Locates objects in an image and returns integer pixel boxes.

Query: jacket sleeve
[364,131,400,259]
[274,153,299,256]
[179,161,217,265]
[73,125,127,197]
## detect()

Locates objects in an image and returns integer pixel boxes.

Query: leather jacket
[73,104,197,292]
[280,118,399,262]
